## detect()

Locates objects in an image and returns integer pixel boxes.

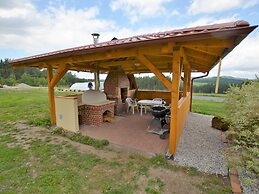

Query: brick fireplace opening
[120,88,128,103]
[103,110,113,122]
[104,67,130,114]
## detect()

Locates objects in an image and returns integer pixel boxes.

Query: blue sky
[0,0,259,79]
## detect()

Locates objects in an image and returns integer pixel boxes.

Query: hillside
[194,76,247,85]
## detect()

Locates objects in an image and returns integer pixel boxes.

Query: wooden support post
[47,65,56,125]
[183,65,188,97]
[186,64,191,92]
[137,54,173,91]
[47,64,69,125]
[94,65,100,90]
[182,48,191,94]
[169,47,182,155]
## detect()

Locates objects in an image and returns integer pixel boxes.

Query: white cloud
[0,0,117,54]
[0,0,178,57]
[110,0,175,23]
[187,14,239,27]
[0,0,257,79]
[188,0,259,15]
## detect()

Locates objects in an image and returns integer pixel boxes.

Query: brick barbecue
[78,90,115,126]
[104,67,130,115]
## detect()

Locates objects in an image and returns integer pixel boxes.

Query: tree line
[0,59,91,87]
[135,75,247,94]
[1,58,248,93]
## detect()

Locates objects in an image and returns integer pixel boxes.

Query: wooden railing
[175,92,190,146]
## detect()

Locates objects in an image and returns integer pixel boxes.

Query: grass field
[193,93,226,97]
[0,89,230,193]
[192,99,226,117]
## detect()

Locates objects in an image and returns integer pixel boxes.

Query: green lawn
[192,99,226,117]
[0,89,230,193]
[193,93,226,97]
[0,89,77,122]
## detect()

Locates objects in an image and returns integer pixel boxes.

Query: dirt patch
[13,122,121,160]
[26,156,39,179]
[148,168,202,194]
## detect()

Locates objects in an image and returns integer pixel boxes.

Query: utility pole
[215,57,222,94]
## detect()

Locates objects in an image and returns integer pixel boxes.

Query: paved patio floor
[80,112,169,154]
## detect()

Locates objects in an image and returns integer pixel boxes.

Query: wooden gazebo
[11,20,257,156]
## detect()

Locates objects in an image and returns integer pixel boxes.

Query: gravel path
[174,112,228,176]
[193,96,225,102]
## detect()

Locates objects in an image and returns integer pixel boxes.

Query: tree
[0,59,12,78]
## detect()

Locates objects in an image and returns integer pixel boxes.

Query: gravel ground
[174,112,228,176]
[193,96,225,102]
[238,168,259,194]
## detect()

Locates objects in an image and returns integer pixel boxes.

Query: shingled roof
[11,20,257,73]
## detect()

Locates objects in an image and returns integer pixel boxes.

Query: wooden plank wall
[175,92,191,146]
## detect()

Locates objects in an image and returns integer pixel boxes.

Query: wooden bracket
[137,54,172,91]
[50,64,69,88]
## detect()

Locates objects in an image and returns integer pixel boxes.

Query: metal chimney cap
[91,33,100,38]
[91,33,100,44]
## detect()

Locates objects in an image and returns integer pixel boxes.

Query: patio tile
[80,112,168,154]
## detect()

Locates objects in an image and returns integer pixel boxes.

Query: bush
[224,80,259,174]
[2,74,17,86]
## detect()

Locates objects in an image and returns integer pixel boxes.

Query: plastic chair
[126,97,139,114]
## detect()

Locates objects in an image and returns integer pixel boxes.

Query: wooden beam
[169,46,182,155]
[184,47,217,61]
[190,64,209,72]
[185,46,223,56]
[184,46,220,57]
[187,66,191,92]
[50,64,69,88]
[179,39,234,48]
[161,42,175,53]
[181,48,190,68]
[47,65,56,125]
[12,45,167,69]
[187,55,214,64]
[70,63,109,72]
[183,64,188,97]
[187,57,211,66]
[98,59,136,67]
[137,54,172,91]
